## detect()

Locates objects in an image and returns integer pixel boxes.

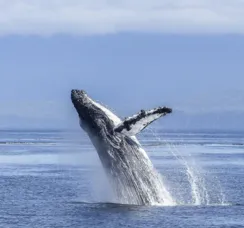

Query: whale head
[71,89,115,137]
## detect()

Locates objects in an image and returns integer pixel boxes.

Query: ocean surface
[0,129,243,228]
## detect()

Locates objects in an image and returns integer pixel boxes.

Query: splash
[148,128,226,206]
[89,128,226,206]
[87,136,176,206]
[106,146,176,206]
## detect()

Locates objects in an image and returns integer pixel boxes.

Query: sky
[0,0,244,130]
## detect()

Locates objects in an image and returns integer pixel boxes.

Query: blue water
[0,129,243,227]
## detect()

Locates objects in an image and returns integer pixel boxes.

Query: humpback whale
[71,89,173,205]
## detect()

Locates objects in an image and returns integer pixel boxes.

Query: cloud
[0,0,244,35]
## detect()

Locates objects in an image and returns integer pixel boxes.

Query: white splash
[148,128,226,206]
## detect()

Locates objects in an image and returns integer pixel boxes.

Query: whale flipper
[114,107,172,136]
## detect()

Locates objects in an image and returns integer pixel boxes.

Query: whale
[71,89,173,205]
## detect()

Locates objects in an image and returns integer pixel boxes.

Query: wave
[142,141,244,147]
[68,200,235,208]
[0,141,57,145]
[1,140,243,147]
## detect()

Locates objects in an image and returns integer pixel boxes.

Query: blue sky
[0,1,244,129]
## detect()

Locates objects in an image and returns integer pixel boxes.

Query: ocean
[0,129,243,228]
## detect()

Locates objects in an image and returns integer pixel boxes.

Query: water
[0,129,243,227]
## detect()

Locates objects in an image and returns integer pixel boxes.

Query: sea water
[0,129,243,227]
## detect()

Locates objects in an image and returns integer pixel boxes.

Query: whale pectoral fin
[114,107,172,136]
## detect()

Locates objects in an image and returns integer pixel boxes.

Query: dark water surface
[0,129,243,228]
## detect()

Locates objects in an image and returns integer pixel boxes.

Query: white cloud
[0,0,244,35]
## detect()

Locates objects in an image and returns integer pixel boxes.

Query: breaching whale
[71,89,173,205]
